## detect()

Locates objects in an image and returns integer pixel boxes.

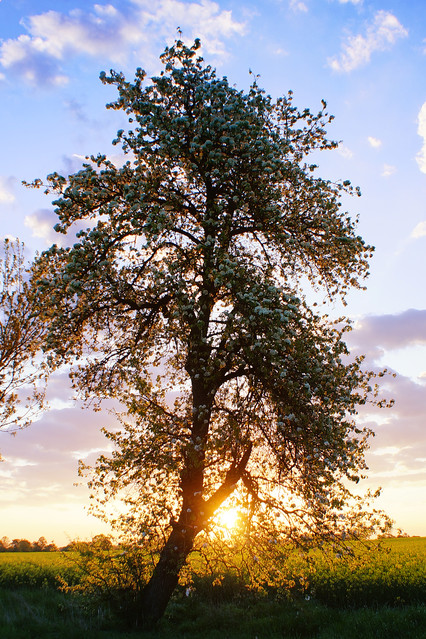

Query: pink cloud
[347,308,426,355]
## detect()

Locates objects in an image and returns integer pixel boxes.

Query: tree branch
[204,442,253,518]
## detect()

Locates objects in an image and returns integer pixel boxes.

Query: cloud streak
[345,310,426,521]
[362,370,426,490]
[329,10,408,72]
[348,308,426,356]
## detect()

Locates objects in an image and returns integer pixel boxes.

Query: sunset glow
[216,507,240,533]
[0,0,425,544]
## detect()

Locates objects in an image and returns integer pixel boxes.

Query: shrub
[60,538,154,628]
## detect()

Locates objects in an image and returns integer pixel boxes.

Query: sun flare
[216,507,240,531]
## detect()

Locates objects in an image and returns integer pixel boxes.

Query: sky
[0,0,425,546]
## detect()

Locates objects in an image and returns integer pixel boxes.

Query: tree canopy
[0,239,47,441]
[32,39,390,626]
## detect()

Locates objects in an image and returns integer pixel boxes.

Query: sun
[216,506,240,532]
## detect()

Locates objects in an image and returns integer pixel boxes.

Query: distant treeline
[0,534,115,553]
[0,536,58,552]
[1,533,419,554]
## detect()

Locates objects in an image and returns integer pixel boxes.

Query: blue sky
[0,0,425,544]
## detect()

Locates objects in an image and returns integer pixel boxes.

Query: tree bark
[138,443,253,628]
[139,525,195,628]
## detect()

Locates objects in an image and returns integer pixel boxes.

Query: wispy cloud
[289,0,308,13]
[411,221,426,239]
[328,10,408,73]
[24,209,61,245]
[0,1,246,87]
[24,205,92,247]
[381,164,396,177]
[416,102,426,174]
[272,47,289,57]
[368,136,382,148]
[346,310,426,496]
[364,372,426,470]
[337,143,353,159]
[0,176,15,204]
[0,370,122,543]
[135,0,247,48]
[0,400,117,507]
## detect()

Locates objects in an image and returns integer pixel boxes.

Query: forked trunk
[138,444,253,628]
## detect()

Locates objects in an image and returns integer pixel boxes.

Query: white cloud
[337,143,353,159]
[273,47,288,57]
[367,136,382,148]
[135,0,247,57]
[24,204,97,248]
[24,208,58,244]
[0,176,15,204]
[289,0,308,13]
[329,10,408,73]
[372,446,407,457]
[93,3,119,18]
[0,34,69,87]
[336,0,363,5]
[411,221,426,239]
[416,102,426,174]
[0,1,246,86]
[381,163,396,177]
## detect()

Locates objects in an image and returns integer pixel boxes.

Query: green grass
[0,588,425,638]
[160,598,426,639]
[0,538,425,637]
[0,587,135,639]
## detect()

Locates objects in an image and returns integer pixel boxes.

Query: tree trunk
[138,443,253,628]
[138,525,195,629]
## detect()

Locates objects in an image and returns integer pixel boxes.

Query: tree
[32,39,390,627]
[32,536,48,551]
[10,538,33,552]
[0,239,47,440]
[0,536,9,552]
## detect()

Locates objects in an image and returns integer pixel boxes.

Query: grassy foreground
[0,537,425,638]
[0,588,425,639]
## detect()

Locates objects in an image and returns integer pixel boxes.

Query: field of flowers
[186,536,426,609]
[287,537,426,607]
[0,551,80,589]
[0,537,424,606]
[0,539,425,638]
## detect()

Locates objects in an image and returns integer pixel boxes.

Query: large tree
[33,39,389,626]
[0,239,47,440]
